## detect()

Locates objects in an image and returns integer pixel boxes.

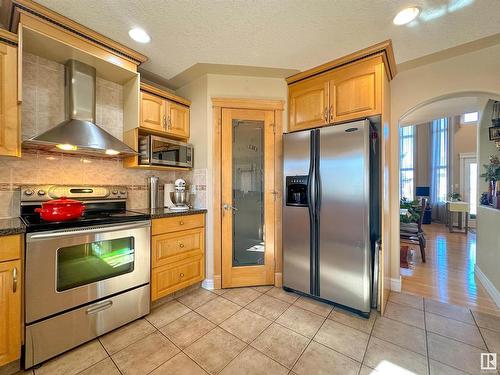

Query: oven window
[57,237,135,292]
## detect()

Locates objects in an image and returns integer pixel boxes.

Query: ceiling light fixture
[128,28,151,43]
[393,7,420,25]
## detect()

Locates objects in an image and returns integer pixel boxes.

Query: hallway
[401,223,499,315]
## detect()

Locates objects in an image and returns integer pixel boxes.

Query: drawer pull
[86,300,113,315]
[180,273,185,277]
[179,220,185,225]
[12,267,17,293]
[179,243,185,248]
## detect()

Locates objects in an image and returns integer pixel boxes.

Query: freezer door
[318,121,371,313]
[283,130,312,294]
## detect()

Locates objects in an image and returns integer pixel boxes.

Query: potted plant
[448,192,462,202]
[480,154,500,204]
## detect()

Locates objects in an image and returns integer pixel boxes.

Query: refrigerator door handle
[307,130,317,296]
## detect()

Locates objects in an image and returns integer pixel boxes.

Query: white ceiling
[36,0,500,88]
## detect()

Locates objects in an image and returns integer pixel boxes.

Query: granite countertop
[0,217,26,236]
[132,208,207,219]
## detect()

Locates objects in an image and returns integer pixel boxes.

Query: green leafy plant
[400,197,421,223]
[480,155,500,182]
[448,192,462,201]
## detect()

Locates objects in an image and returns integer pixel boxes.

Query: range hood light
[105,149,120,155]
[56,144,78,151]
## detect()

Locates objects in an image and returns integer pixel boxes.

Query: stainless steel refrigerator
[283,120,380,315]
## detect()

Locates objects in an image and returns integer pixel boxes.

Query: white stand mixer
[165,179,190,211]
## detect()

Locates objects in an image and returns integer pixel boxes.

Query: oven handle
[27,220,151,241]
[86,300,113,315]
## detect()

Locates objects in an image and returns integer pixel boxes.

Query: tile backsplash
[0,53,206,217]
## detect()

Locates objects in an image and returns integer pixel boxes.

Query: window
[431,118,448,202]
[399,126,415,200]
[463,112,478,123]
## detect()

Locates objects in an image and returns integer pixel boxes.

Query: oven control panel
[20,185,128,202]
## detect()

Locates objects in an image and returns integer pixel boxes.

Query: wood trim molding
[286,39,397,84]
[141,82,191,107]
[8,0,147,65]
[211,98,284,111]
[0,28,18,45]
[213,106,222,289]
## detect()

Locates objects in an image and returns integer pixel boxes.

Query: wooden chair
[400,198,426,262]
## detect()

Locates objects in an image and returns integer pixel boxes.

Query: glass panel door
[232,119,265,266]
[221,108,275,288]
[57,237,135,291]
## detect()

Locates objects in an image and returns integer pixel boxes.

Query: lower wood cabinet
[151,214,205,301]
[0,235,22,367]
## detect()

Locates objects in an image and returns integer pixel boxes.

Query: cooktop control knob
[119,190,126,195]
[112,190,118,195]
[24,189,34,196]
[37,190,46,196]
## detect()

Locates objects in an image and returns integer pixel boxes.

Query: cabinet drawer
[152,256,204,300]
[152,214,205,235]
[152,228,204,268]
[0,235,22,262]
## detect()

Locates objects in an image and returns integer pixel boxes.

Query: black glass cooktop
[21,201,150,232]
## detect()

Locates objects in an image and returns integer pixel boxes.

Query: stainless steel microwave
[138,135,193,168]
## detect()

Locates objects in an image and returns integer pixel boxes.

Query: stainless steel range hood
[23,60,137,157]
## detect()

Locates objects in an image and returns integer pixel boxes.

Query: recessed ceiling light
[128,28,151,43]
[393,7,420,25]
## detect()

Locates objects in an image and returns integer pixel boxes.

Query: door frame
[459,152,477,225]
[212,98,284,289]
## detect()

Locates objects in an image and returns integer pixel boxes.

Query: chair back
[417,198,427,232]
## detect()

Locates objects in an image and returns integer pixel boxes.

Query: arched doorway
[395,91,500,312]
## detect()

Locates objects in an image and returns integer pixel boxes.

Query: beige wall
[391,43,500,293]
[451,117,477,194]
[176,74,287,284]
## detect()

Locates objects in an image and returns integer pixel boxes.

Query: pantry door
[221,108,275,288]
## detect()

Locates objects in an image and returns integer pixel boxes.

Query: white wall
[391,43,500,292]
[176,74,287,284]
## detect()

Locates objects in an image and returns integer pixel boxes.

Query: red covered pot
[35,197,85,222]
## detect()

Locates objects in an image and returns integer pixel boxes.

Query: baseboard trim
[475,265,500,308]
[390,276,402,292]
[202,278,214,290]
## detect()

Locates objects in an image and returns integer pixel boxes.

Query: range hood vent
[23,60,137,158]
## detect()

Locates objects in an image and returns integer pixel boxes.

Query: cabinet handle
[179,243,184,248]
[180,273,185,278]
[162,115,167,129]
[168,115,172,129]
[12,267,17,293]
[329,105,333,122]
[323,107,328,122]
[179,220,184,225]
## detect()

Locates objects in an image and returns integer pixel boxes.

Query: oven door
[25,220,150,323]
[150,136,193,168]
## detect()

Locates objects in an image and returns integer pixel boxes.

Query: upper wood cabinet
[328,58,382,124]
[140,91,165,132]
[288,77,329,132]
[0,235,22,367]
[286,41,396,132]
[139,84,191,140]
[0,31,20,157]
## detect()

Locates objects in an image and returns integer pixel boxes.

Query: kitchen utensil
[34,197,85,221]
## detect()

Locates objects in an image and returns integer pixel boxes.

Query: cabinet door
[329,58,381,123]
[0,43,20,157]
[166,100,190,139]
[288,78,328,132]
[0,260,21,366]
[140,91,166,132]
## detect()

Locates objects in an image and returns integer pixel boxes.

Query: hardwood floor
[401,223,499,315]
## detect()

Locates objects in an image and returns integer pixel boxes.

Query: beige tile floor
[19,287,500,375]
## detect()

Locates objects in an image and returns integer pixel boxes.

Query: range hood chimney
[23,60,137,157]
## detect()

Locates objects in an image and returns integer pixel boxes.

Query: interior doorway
[397,95,498,312]
[212,99,284,289]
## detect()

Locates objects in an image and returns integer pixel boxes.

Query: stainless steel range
[20,185,151,368]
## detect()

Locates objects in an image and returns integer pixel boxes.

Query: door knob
[223,204,238,211]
